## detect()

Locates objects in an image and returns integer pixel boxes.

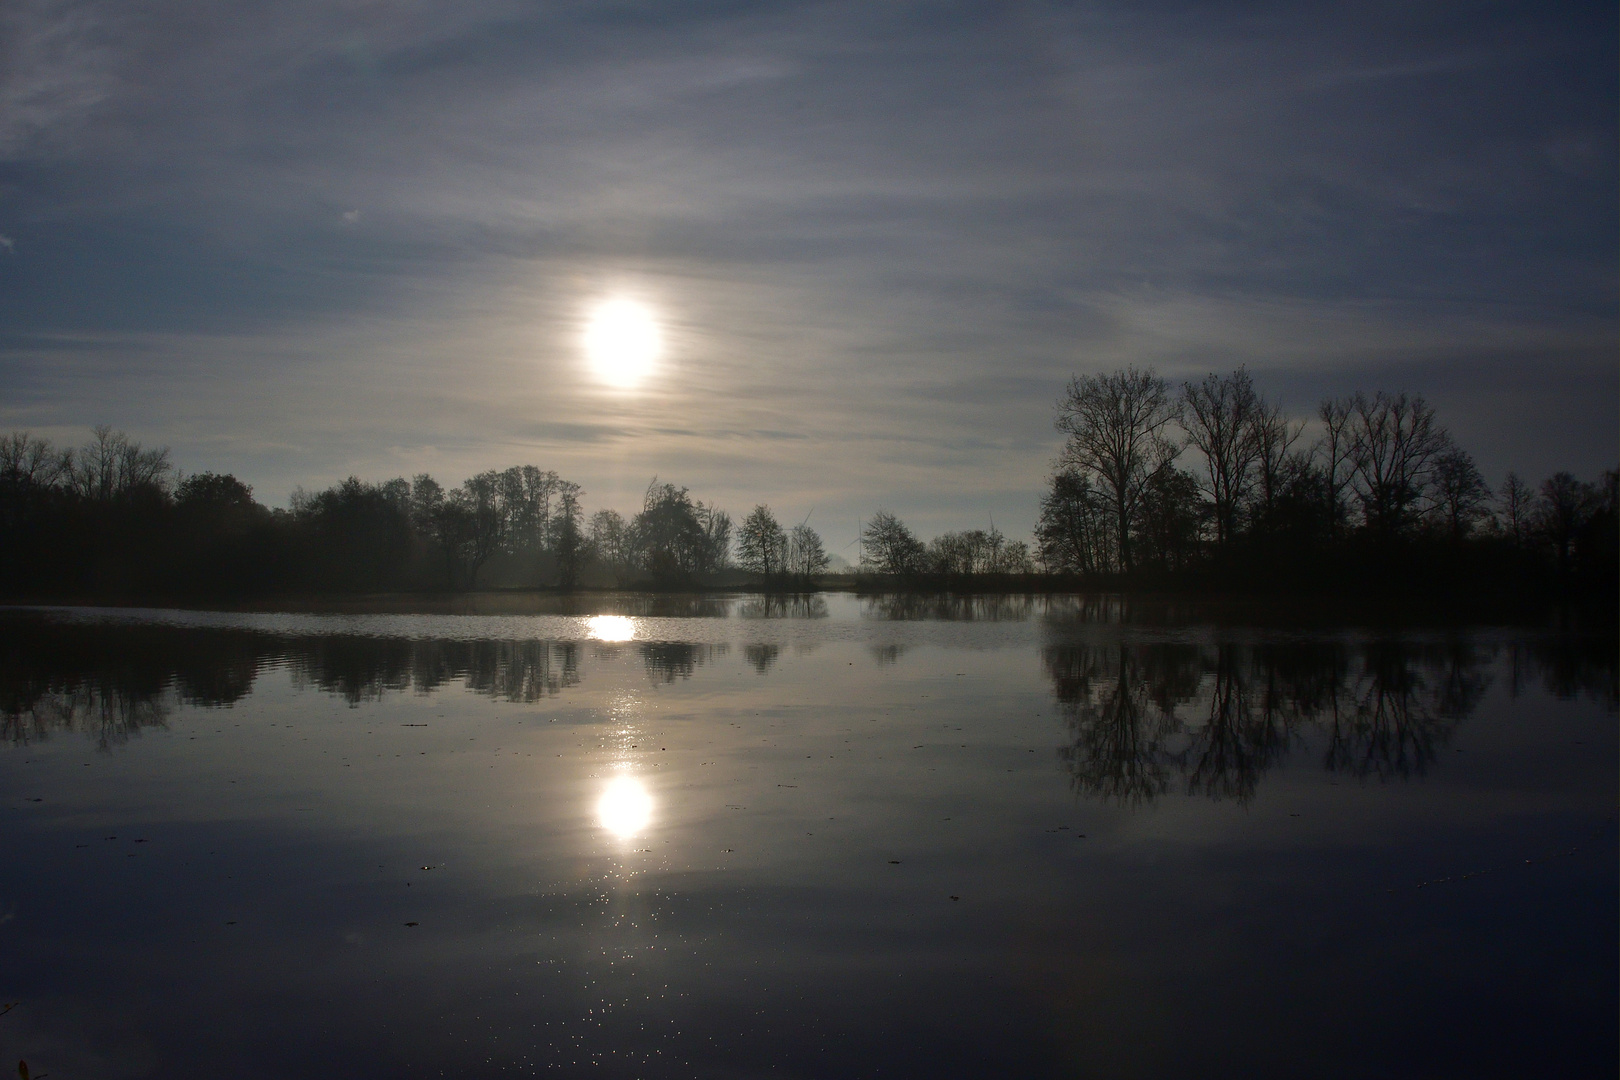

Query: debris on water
[226,921,236,925]
[888,860,901,865]
[404,922,418,927]
[949,895,960,901]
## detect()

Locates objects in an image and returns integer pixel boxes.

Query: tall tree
[1181,369,1260,546]
[860,511,925,575]
[787,523,829,580]
[0,432,67,489]
[69,425,172,502]
[1315,397,1356,536]
[1249,398,1305,529]
[1536,472,1598,576]
[1036,469,1112,574]
[1348,391,1447,538]
[1497,473,1534,547]
[452,472,504,587]
[1054,368,1180,571]
[588,509,630,569]
[630,479,707,581]
[553,485,584,588]
[1430,443,1489,540]
[737,505,788,578]
[697,503,733,572]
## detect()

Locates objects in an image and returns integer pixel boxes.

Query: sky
[1,0,1614,551]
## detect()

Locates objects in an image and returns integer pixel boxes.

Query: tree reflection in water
[862,594,1040,622]
[1046,636,1538,803]
[738,594,829,620]
[639,642,723,683]
[2,612,1611,806]
[0,617,584,744]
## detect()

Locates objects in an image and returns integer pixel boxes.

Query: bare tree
[68,425,172,501]
[1249,397,1305,527]
[860,510,925,575]
[787,522,829,579]
[1036,469,1113,573]
[630,479,707,578]
[737,505,787,578]
[553,485,585,588]
[1181,369,1260,545]
[1536,472,1598,576]
[1497,472,1533,546]
[1348,392,1447,538]
[452,472,504,587]
[1055,368,1181,571]
[0,432,68,488]
[697,503,733,571]
[1430,442,1490,540]
[588,508,630,570]
[1315,397,1355,535]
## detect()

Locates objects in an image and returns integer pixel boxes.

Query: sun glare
[597,776,654,838]
[586,615,636,642]
[582,298,661,387]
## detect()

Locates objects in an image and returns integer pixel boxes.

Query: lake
[1,596,1614,1078]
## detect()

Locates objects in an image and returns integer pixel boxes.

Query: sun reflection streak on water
[586,615,636,642]
[596,776,653,838]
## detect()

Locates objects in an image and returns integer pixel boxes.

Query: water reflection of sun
[597,776,653,837]
[586,615,635,642]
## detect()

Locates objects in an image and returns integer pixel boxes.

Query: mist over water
[1,597,1614,1077]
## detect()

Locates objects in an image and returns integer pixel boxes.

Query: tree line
[1011,367,1614,601]
[2,375,1614,603]
[0,426,833,597]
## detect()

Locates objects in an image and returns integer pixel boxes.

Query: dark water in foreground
[1,596,1614,1079]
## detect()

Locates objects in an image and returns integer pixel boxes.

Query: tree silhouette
[1054,368,1181,571]
[1349,392,1448,538]
[1431,443,1490,540]
[787,522,829,580]
[1182,369,1261,546]
[737,505,788,578]
[860,511,925,575]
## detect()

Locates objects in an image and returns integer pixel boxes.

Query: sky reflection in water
[0,596,1614,1078]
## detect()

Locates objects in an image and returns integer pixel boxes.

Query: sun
[582,298,661,387]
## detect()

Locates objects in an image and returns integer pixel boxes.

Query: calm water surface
[1,596,1615,1078]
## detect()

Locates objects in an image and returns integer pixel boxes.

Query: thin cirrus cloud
[0,0,1613,549]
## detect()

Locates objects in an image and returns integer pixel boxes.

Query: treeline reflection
[2,618,1611,796]
[1046,637,1606,804]
[0,615,762,746]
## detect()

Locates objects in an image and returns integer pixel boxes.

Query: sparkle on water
[596,775,653,838]
[586,615,635,642]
